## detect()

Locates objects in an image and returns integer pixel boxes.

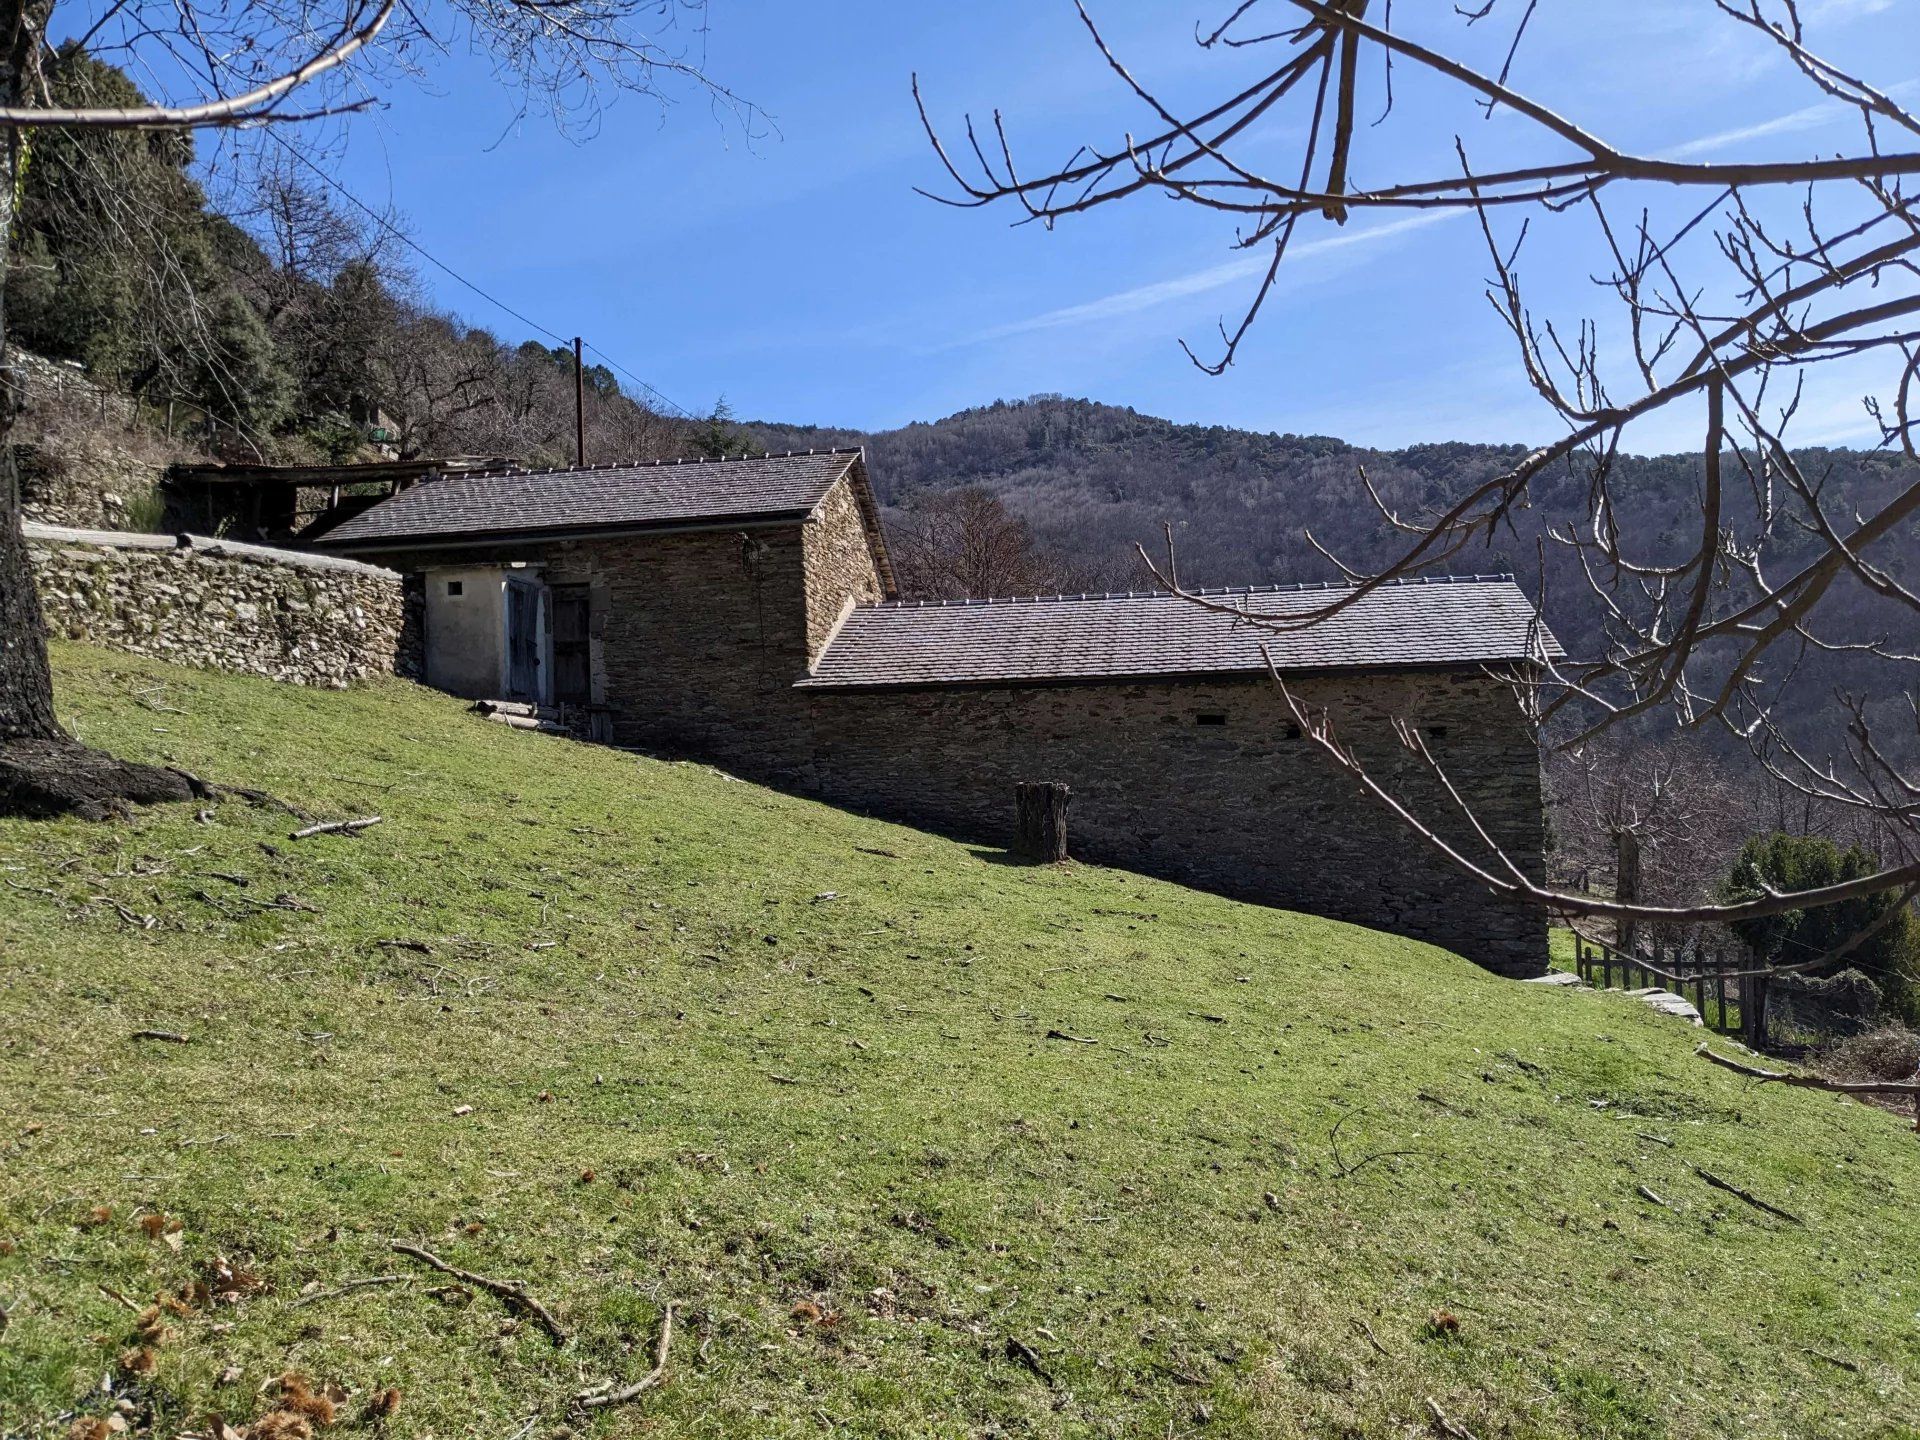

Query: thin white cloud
[1665,78,1919,159]
[965,210,1455,344]
[1664,100,1848,159]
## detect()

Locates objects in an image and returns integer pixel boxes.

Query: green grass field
[4,645,1918,1438]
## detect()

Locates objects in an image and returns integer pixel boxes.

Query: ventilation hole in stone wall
[1195,713,1227,727]
[446,580,464,597]
[1427,724,1450,741]
[1284,722,1302,740]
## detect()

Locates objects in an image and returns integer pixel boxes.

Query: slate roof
[315,449,867,549]
[799,576,1559,689]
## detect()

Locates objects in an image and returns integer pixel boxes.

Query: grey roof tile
[316,449,862,548]
[798,577,1559,688]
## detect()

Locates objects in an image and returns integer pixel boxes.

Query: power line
[581,341,698,420]
[261,130,697,420]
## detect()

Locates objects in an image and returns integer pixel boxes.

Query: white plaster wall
[424,567,506,699]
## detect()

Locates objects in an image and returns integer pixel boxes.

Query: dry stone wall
[26,524,421,689]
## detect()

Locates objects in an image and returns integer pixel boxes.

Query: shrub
[1821,1026,1920,1084]
[120,485,166,533]
[1724,832,1920,1022]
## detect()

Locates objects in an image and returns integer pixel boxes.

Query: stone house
[314,448,1559,975]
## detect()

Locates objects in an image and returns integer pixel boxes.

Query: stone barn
[314,448,1559,975]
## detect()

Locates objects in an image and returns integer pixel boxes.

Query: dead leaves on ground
[139,1211,186,1252]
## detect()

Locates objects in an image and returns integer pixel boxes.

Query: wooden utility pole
[573,336,586,468]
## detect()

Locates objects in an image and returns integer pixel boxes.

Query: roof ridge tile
[868,572,1518,611]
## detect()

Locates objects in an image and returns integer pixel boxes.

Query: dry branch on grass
[290,816,383,841]
[1693,1167,1805,1227]
[574,1303,675,1410]
[389,1242,567,1345]
[1426,1396,1482,1440]
[1699,1042,1920,1134]
[287,1274,411,1308]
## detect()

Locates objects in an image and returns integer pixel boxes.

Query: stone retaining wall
[26,523,421,689]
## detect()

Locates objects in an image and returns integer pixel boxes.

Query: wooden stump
[1013,781,1070,863]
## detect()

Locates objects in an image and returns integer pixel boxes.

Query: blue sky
[123,1,1920,446]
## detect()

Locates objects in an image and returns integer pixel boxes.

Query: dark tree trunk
[1013,781,1071,863]
[0,4,192,818]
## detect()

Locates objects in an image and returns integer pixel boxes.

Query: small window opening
[446,580,464,597]
[1284,722,1302,741]
[1195,712,1227,727]
[1427,724,1450,741]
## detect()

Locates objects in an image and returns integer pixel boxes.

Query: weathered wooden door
[551,586,590,707]
[505,581,541,700]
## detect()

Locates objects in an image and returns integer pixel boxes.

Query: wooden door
[506,582,541,700]
[551,585,590,707]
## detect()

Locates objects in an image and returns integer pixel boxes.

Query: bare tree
[890,486,1116,600]
[0,0,744,816]
[920,1,1920,959]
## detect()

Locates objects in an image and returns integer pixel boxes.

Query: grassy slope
[3,646,1917,1440]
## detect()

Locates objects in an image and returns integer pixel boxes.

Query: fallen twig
[390,1241,567,1345]
[288,1274,411,1308]
[574,1303,675,1410]
[130,1029,190,1044]
[1329,1108,1443,1179]
[1426,1396,1481,1440]
[1634,1184,1670,1209]
[1698,1043,1920,1096]
[1352,1316,1391,1357]
[290,815,382,841]
[1693,1167,1805,1226]
[1805,1347,1861,1373]
[1045,1029,1098,1044]
[1004,1335,1054,1385]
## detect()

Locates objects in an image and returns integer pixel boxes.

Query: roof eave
[314,509,817,554]
[793,656,1552,693]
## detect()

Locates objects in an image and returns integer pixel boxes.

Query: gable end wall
[801,475,887,660]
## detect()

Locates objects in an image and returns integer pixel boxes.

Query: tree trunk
[1013,781,1071,863]
[0,5,192,818]
[1614,828,1641,958]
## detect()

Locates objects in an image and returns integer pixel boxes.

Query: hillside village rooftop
[317,449,1558,687]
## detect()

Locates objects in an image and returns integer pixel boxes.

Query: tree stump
[1013,781,1070,863]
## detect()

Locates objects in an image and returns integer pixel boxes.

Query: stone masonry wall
[786,671,1546,977]
[801,477,888,657]
[27,524,421,689]
[10,349,178,529]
